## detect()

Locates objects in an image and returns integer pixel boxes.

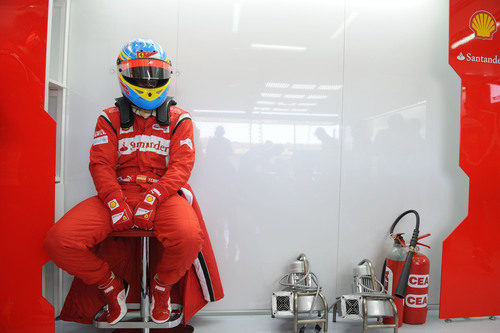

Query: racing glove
[104,191,134,231]
[133,187,163,230]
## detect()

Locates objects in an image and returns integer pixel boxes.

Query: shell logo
[146,195,154,202]
[470,10,497,40]
[144,214,149,219]
[108,199,119,210]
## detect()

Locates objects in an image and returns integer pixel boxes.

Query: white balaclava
[132,105,156,119]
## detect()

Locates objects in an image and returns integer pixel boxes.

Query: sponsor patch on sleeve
[111,212,124,224]
[94,129,106,137]
[180,138,193,150]
[93,135,109,146]
[144,194,156,205]
[135,207,150,217]
[108,199,119,210]
[151,188,162,197]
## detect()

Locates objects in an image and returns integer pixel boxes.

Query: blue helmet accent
[120,38,168,61]
[117,38,172,110]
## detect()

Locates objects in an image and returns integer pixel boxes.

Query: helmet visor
[119,58,172,88]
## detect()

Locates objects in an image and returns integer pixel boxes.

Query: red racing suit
[47,105,223,324]
[90,105,195,205]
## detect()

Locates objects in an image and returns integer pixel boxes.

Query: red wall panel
[440,0,500,319]
[0,1,55,331]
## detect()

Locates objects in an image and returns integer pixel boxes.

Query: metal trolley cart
[332,259,398,333]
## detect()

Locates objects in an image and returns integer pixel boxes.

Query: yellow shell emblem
[470,10,497,39]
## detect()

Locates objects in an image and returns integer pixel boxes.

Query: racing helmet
[116,38,172,110]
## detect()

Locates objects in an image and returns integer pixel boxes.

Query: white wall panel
[176,0,344,310]
[337,0,468,305]
[61,0,464,312]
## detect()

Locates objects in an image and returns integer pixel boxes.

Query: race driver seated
[44,38,223,325]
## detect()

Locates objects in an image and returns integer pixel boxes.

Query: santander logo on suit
[118,135,170,156]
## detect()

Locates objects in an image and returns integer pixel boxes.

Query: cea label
[405,294,427,308]
[408,274,429,288]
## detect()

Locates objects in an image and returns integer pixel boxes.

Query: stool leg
[141,236,150,333]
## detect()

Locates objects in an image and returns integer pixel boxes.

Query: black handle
[390,210,420,235]
[395,251,414,298]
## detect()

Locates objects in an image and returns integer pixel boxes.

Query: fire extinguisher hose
[389,210,420,299]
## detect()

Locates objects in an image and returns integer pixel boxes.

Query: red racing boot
[151,274,172,323]
[98,272,130,325]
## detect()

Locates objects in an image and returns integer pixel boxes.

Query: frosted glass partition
[337,0,467,305]
[49,0,66,83]
[48,90,63,179]
[175,0,344,310]
[62,0,465,311]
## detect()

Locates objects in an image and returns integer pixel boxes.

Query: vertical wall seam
[334,0,348,298]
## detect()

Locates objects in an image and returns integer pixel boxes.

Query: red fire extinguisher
[382,233,406,327]
[403,234,430,324]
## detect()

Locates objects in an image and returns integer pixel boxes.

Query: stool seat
[110,230,155,237]
[94,229,183,332]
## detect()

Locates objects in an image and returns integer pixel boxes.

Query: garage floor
[55,310,499,332]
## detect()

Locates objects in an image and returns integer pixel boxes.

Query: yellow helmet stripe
[118,74,170,101]
[120,50,131,60]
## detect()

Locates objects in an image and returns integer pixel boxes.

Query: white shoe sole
[108,282,130,325]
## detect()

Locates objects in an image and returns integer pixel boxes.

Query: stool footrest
[93,303,183,329]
